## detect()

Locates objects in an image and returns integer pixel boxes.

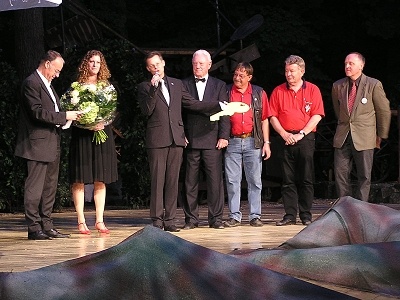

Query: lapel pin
[361,97,367,104]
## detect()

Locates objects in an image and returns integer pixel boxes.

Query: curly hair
[77,50,111,83]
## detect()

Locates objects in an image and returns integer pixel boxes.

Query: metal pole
[60,4,65,54]
[398,105,400,182]
[216,0,220,48]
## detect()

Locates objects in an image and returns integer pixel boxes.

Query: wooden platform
[0,200,399,299]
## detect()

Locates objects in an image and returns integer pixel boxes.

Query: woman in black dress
[69,50,118,234]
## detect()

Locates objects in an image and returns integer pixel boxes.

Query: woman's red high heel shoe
[78,222,91,235]
[95,222,110,234]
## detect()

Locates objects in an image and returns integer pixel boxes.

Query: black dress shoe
[182,222,198,230]
[276,218,296,226]
[209,221,224,229]
[302,219,312,225]
[44,229,71,238]
[28,230,52,240]
[164,225,180,232]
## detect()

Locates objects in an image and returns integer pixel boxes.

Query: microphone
[153,72,160,88]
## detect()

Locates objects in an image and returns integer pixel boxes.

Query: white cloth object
[210,102,250,121]
[160,79,170,105]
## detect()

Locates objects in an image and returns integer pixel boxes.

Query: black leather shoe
[44,229,70,238]
[276,218,296,226]
[164,225,180,232]
[302,219,312,225]
[28,230,52,240]
[209,221,224,229]
[182,222,198,230]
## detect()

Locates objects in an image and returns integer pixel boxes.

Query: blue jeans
[224,137,262,222]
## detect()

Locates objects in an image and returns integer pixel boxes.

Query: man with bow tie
[137,51,224,232]
[181,49,230,230]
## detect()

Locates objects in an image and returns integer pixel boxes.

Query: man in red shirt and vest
[224,62,271,228]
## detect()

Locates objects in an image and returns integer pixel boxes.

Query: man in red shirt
[269,55,325,226]
[224,62,271,228]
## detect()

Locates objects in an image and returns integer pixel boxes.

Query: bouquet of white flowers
[61,81,117,144]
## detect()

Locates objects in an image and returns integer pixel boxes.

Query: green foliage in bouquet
[61,81,117,144]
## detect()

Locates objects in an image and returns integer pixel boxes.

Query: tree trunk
[14,8,45,81]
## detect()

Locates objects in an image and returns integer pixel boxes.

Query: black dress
[69,125,118,184]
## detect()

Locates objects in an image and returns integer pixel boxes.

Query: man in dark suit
[182,50,230,230]
[14,50,81,240]
[332,52,391,202]
[137,51,223,232]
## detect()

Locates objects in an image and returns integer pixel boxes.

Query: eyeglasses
[48,61,61,75]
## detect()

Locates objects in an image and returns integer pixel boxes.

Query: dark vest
[227,84,264,149]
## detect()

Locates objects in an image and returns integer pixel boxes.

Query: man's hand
[216,138,228,150]
[66,111,81,121]
[151,72,161,87]
[376,136,382,149]
[262,143,271,160]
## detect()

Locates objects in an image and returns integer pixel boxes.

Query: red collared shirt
[229,83,271,136]
[269,81,325,132]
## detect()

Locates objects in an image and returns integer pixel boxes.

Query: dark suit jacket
[182,76,230,149]
[14,71,67,162]
[137,76,221,149]
[332,73,391,151]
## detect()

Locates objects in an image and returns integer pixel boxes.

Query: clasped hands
[284,132,304,146]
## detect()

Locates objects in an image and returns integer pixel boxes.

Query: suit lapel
[186,78,199,100]
[203,77,214,102]
[35,72,58,111]
[340,81,351,116]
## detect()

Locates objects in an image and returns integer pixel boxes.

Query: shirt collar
[36,69,51,86]
[232,83,253,94]
[285,80,306,90]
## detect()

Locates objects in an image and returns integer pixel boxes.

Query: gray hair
[285,55,305,71]
[193,49,212,62]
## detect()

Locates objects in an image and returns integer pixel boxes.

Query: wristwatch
[299,130,306,137]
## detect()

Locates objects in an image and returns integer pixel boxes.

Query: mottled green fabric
[0,226,353,300]
[233,197,400,297]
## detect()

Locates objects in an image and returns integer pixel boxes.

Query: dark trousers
[183,148,224,225]
[334,134,374,202]
[280,133,315,221]
[24,149,60,233]
[147,145,183,227]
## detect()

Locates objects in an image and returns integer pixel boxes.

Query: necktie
[195,77,206,83]
[348,81,356,113]
[160,79,170,105]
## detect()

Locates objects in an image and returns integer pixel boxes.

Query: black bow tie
[195,78,206,83]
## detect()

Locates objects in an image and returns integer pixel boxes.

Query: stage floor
[1,200,399,299]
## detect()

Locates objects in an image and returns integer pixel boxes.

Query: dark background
[0,0,399,210]
[1,0,400,104]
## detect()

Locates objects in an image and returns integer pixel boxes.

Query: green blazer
[332,73,391,151]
